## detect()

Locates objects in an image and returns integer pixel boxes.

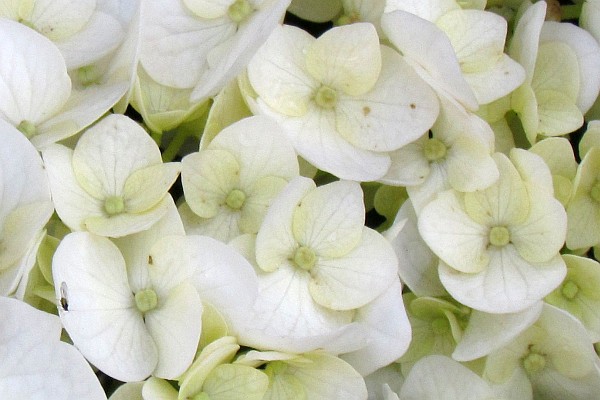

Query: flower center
[590,181,600,203]
[135,289,158,313]
[77,65,101,86]
[293,246,316,271]
[522,351,546,374]
[431,317,449,335]
[225,189,246,210]
[423,138,447,161]
[561,280,579,300]
[314,85,338,109]
[227,0,253,23]
[489,226,510,247]
[17,120,36,138]
[104,196,125,215]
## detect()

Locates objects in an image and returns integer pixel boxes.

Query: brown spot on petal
[363,106,371,116]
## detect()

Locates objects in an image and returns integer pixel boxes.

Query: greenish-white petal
[439,248,566,313]
[247,24,316,116]
[256,177,315,272]
[418,190,489,274]
[182,149,240,219]
[464,54,526,105]
[123,162,180,213]
[292,180,364,258]
[0,19,71,128]
[203,364,269,400]
[335,45,439,152]
[305,23,381,96]
[310,227,398,310]
[145,283,203,379]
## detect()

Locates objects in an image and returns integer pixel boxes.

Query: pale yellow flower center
[293,246,316,271]
[423,138,447,162]
[561,280,579,300]
[522,351,546,374]
[489,226,510,247]
[135,289,158,313]
[226,189,246,210]
[227,0,253,23]
[314,85,338,110]
[104,196,125,215]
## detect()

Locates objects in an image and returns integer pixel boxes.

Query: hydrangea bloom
[247,22,439,181]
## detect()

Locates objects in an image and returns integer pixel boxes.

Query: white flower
[418,150,567,313]
[42,114,180,237]
[0,19,127,149]
[247,22,439,181]
[181,116,299,242]
[52,227,203,382]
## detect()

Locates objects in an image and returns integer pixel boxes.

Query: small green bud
[423,138,447,162]
[227,0,253,23]
[489,226,510,247]
[314,85,338,110]
[17,120,37,138]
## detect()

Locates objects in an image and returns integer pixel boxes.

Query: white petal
[123,162,181,213]
[182,0,230,18]
[452,302,543,361]
[56,9,126,69]
[463,54,526,105]
[305,23,381,96]
[335,46,439,152]
[29,0,95,41]
[247,24,317,116]
[381,11,478,111]
[418,190,489,273]
[145,283,203,379]
[540,21,600,113]
[0,19,70,126]
[439,248,566,313]
[292,180,364,258]
[52,232,157,382]
[72,114,161,199]
[236,264,357,352]
[140,0,234,89]
[256,100,391,181]
[256,177,315,272]
[384,0,459,22]
[379,138,430,186]
[508,1,546,80]
[42,144,104,231]
[389,200,446,296]
[310,227,398,310]
[33,82,128,149]
[341,279,411,376]
[400,355,494,400]
[0,297,106,400]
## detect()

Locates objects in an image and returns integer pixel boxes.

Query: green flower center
[17,120,37,138]
[561,280,579,300]
[77,65,101,86]
[135,289,158,313]
[489,226,510,247]
[314,85,338,110]
[522,351,546,374]
[104,196,125,215]
[227,0,253,23]
[423,138,447,161]
[293,246,316,271]
[225,189,246,210]
[431,317,449,335]
[590,181,600,203]
[336,12,360,26]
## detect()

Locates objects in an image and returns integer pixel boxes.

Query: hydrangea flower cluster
[2,0,600,399]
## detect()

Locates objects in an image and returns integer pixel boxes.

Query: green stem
[162,128,192,162]
[150,130,162,147]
